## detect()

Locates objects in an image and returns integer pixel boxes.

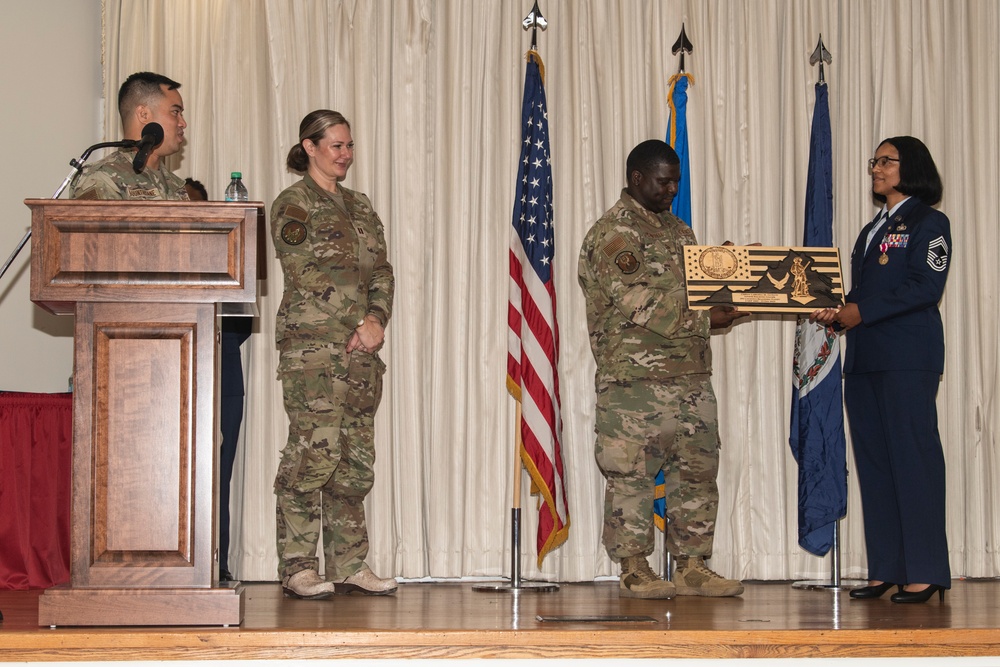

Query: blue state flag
[666,72,693,227]
[789,82,847,556]
[655,71,695,532]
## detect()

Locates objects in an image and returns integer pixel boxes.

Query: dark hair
[626,139,680,181]
[286,110,351,173]
[184,178,208,201]
[118,72,181,124]
[874,136,943,206]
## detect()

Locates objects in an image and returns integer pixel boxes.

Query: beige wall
[0,0,101,392]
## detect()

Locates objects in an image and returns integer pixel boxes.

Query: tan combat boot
[282,569,336,600]
[619,555,676,599]
[333,564,398,595]
[673,556,744,597]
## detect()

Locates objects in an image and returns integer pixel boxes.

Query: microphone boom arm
[52,139,138,199]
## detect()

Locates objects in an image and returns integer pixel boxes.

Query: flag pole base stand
[472,581,559,593]
[475,507,559,593]
[791,578,866,591]
[791,523,864,591]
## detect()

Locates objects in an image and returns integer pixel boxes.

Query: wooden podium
[26,199,263,627]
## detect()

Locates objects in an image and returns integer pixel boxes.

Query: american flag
[506,50,569,565]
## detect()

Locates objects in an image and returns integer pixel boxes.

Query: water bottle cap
[231,172,242,179]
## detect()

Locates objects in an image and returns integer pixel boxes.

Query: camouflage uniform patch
[602,234,627,258]
[281,221,307,245]
[615,250,640,274]
[73,186,101,201]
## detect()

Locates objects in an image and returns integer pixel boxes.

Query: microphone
[132,122,164,173]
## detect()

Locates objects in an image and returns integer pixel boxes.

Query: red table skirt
[0,392,72,590]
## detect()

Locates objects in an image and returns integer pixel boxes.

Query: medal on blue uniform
[878,240,889,265]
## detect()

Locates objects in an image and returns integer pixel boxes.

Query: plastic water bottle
[225,172,249,201]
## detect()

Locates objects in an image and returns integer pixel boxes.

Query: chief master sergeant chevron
[578,140,748,599]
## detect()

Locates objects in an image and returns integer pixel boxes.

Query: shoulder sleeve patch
[280,221,308,246]
[614,250,640,275]
[927,235,949,272]
[602,234,628,258]
[73,186,100,200]
[280,204,309,223]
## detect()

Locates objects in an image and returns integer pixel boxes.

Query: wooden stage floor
[2,579,1000,660]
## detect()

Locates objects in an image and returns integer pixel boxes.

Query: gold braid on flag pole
[506,375,521,401]
[667,72,695,147]
[526,49,545,84]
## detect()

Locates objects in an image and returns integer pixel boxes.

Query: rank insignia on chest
[615,250,640,274]
[281,221,307,245]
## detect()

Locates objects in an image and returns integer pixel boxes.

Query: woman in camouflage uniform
[272,110,395,599]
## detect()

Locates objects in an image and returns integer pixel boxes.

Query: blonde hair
[286,110,351,172]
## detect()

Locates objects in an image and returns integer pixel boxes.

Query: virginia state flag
[789,82,847,556]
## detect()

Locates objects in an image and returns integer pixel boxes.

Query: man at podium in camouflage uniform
[69,71,189,201]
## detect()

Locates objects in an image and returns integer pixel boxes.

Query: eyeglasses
[867,156,900,172]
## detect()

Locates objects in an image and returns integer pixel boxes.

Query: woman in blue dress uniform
[813,136,951,603]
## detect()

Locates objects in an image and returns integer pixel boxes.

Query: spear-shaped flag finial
[672,23,694,73]
[810,34,833,84]
[523,1,547,52]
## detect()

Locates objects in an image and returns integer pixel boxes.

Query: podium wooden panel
[26,199,262,627]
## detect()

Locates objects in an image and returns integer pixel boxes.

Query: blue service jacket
[844,198,951,374]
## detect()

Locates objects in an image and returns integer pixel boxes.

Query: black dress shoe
[219,568,235,582]
[891,584,945,604]
[849,582,899,599]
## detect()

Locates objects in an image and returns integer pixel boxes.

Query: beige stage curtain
[101,0,1000,582]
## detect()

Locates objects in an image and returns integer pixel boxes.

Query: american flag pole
[511,402,524,587]
[474,1,564,594]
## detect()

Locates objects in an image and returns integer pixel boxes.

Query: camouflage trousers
[594,373,720,561]
[274,342,385,580]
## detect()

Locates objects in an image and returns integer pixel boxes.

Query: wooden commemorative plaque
[683,245,844,313]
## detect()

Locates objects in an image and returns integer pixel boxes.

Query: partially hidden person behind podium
[185,178,251,584]
[271,109,396,600]
[811,136,951,604]
[68,71,189,200]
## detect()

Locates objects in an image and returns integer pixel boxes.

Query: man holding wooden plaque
[578,140,748,599]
